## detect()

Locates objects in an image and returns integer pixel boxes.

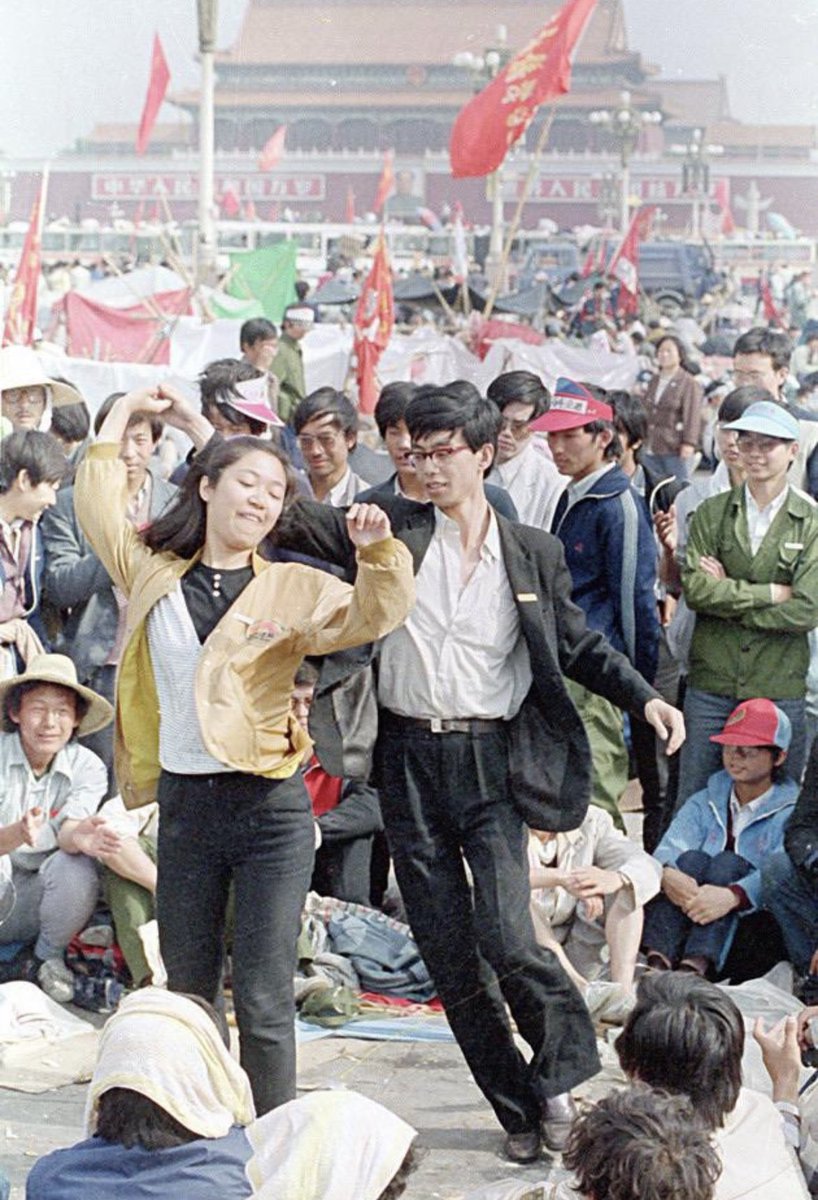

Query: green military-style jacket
[271,333,306,424]
[683,483,818,700]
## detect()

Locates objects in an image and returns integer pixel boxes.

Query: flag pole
[483,104,558,322]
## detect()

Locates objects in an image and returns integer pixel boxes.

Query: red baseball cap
[710,698,792,750]
[529,377,613,433]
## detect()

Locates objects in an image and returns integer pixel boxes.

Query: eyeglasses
[498,416,531,439]
[2,386,46,408]
[736,433,790,455]
[296,430,344,451]
[410,444,472,468]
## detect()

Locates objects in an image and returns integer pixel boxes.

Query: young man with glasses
[292,388,368,505]
[486,371,565,530]
[275,383,684,1163]
[680,401,818,803]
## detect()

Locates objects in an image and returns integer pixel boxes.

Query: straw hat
[0,345,83,409]
[0,654,114,735]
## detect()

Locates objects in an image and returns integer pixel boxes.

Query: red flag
[450,0,597,179]
[258,125,287,172]
[345,185,356,224]
[353,237,394,414]
[220,184,241,218]
[373,150,395,214]
[713,178,736,237]
[3,172,48,347]
[608,207,654,315]
[136,34,170,155]
[760,275,784,327]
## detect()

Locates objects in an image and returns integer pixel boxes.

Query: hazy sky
[0,0,816,159]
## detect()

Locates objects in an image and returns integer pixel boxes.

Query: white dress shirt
[744,484,788,556]
[489,440,566,530]
[378,508,532,720]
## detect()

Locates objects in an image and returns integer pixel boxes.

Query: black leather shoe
[541,1092,577,1152]
[503,1128,542,1163]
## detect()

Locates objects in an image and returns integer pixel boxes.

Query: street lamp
[669,128,724,240]
[453,27,511,289]
[589,91,662,234]
[196,0,219,286]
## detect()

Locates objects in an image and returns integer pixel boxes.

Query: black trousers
[376,719,600,1134]
[156,769,314,1114]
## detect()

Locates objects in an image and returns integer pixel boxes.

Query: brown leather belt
[381,710,504,735]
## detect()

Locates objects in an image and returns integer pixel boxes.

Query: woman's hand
[684,883,739,925]
[156,384,215,450]
[95,387,169,445]
[345,503,392,548]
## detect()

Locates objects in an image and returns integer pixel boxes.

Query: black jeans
[156,769,314,1114]
[376,719,600,1135]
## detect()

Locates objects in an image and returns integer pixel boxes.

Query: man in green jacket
[679,401,818,804]
[270,305,313,424]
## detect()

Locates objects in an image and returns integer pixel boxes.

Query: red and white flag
[136,33,171,155]
[353,236,394,414]
[450,0,597,178]
[258,125,287,172]
[373,149,395,214]
[608,206,654,314]
[713,179,736,237]
[3,170,48,347]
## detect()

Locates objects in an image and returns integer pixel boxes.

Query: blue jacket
[551,465,659,682]
[654,769,799,913]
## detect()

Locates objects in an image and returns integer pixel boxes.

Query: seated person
[0,654,120,1002]
[466,1086,720,1200]
[1,430,67,672]
[527,805,660,1001]
[644,698,796,981]
[615,972,809,1200]
[26,987,418,1200]
[294,662,382,906]
[763,738,818,1004]
[96,795,159,988]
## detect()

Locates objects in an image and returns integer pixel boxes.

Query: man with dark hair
[49,392,91,486]
[41,397,176,794]
[293,387,367,505]
[535,380,660,829]
[239,317,278,373]
[733,326,818,497]
[199,358,272,439]
[616,972,809,1199]
[275,382,683,1163]
[0,654,120,1002]
[486,370,564,529]
[271,305,314,424]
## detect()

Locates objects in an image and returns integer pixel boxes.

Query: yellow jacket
[75,443,415,809]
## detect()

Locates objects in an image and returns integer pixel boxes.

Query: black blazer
[275,495,658,831]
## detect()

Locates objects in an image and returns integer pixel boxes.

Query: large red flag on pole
[258,125,287,171]
[450,0,597,179]
[608,206,654,315]
[3,169,49,347]
[353,236,394,414]
[136,34,171,155]
[373,150,395,214]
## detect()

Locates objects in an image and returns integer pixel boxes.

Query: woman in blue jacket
[643,698,797,979]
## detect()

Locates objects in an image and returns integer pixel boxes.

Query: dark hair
[142,436,296,559]
[376,1146,419,1200]
[239,317,277,348]
[487,371,551,421]
[3,680,89,734]
[294,661,320,689]
[657,334,695,374]
[294,279,310,302]
[292,387,358,438]
[0,430,66,494]
[374,381,420,440]
[199,358,268,437]
[49,379,90,443]
[616,972,743,1130]
[94,392,163,442]
[734,327,792,372]
[405,384,500,458]
[610,391,648,453]
[717,385,775,424]
[562,1086,720,1200]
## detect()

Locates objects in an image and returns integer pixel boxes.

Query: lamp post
[669,128,724,240]
[454,27,511,290]
[589,91,662,234]
[196,0,218,286]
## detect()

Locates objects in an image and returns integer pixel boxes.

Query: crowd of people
[3,284,818,1196]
